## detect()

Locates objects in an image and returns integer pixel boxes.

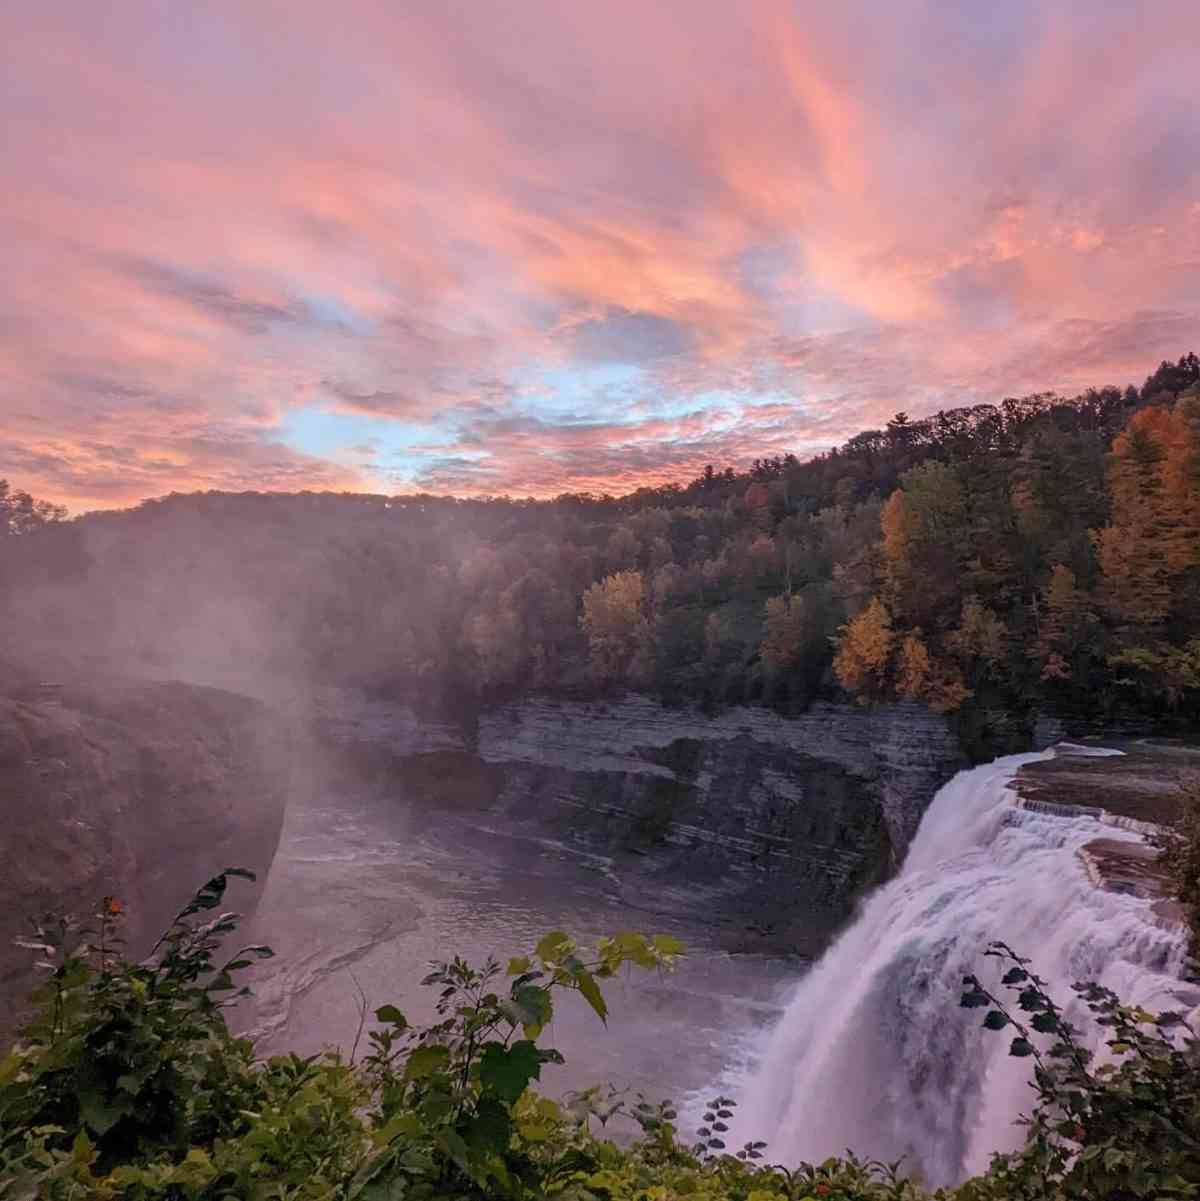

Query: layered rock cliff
[0,677,290,1036]
[315,693,967,952]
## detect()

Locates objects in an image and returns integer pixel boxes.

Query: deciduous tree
[833,597,894,701]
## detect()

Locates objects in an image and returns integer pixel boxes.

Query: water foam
[731,749,1189,1186]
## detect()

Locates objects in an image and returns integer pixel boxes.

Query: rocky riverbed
[1016,738,1200,916]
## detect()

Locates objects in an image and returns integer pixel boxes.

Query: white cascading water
[731,748,1192,1188]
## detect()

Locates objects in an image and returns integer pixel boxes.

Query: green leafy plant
[960,940,1200,1199]
[5,879,1199,1201]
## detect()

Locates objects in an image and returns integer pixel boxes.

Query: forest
[3,353,1198,738]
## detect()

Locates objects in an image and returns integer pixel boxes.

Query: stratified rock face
[477,698,966,857]
[0,679,289,1037]
[317,693,967,950]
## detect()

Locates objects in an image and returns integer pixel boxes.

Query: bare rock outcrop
[0,677,290,1038]
[315,692,967,951]
[1016,739,1200,921]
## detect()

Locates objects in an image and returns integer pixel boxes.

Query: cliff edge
[0,674,290,1038]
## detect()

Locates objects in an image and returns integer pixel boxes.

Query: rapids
[730,748,1191,1186]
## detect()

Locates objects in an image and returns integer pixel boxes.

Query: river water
[242,746,1190,1182]
[241,775,796,1114]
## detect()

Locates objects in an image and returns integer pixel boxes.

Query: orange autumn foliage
[833,598,894,701]
[1095,400,1200,627]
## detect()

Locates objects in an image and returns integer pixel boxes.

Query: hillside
[2,354,1198,746]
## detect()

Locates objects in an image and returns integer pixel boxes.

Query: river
[241,770,796,1117]
[242,745,1191,1184]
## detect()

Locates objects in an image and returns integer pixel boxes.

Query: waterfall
[730,748,1191,1187]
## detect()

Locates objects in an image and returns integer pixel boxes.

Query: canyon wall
[0,677,290,1036]
[316,693,967,952]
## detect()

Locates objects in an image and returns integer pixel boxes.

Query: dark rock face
[317,693,967,952]
[0,679,290,1037]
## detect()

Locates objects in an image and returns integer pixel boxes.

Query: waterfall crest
[732,749,1190,1187]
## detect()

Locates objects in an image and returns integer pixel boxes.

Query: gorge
[2,673,1194,1187]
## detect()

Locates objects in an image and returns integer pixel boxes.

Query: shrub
[960,941,1200,1199]
[2,878,1198,1199]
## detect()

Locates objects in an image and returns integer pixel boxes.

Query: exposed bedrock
[315,693,968,951]
[0,677,290,1038]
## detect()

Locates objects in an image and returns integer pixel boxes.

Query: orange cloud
[1,0,1198,510]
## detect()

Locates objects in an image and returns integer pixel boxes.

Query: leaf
[1009,1037,1035,1058]
[535,931,572,962]
[614,931,657,969]
[502,983,552,1035]
[1031,1011,1059,1034]
[13,938,56,953]
[1018,987,1048,1012]
[372,1114,421,1146]
[479,1041,542,1104]
[462,1097,512,1157]
[651,934,685,957]
[1001,967,1028,984]
[982,1010,1008,1030]
[374,1005,408,1027]
[960,989,990,1008]
[1103,1146,1126,1170]
[575,969,608,1024]
[70,1129,95,1167]
[404,1044,451,1080]
[79,1088,134,1136]
[507,956,532,976]
[185,874,233,914]
[438,1128,472,1175]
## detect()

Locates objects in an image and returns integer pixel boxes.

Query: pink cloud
[1,0,1198,510]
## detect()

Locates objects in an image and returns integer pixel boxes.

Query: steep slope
[313,691,967,952]
[0,675,290,1039]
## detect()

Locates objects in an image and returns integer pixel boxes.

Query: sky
[3,1,1199,511]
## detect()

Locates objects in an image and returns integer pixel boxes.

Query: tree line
[2,353,1198,736]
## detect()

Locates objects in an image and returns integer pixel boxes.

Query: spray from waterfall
[730,748,1190,1187]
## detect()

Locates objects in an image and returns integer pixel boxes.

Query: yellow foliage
[879,490,912,588]
[1095,404,1182,626]
[923,662,972,712]
[896,632,931,698]
[949,597,1008,668]
[581,570,649,682]
[466,607,522,688]
[1163,395,1200,574]
[1033,564,1094,680]
[761,594,806,670]
[833,597,894,700]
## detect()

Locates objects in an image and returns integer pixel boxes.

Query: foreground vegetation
[3,872,1199,1200]
[3,355,1199,740]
